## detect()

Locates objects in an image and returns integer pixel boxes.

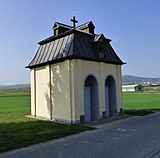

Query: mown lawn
[0,112,94,153]
[0,96,30,113]
[123,93,160,116]
[1,89,160,152]
[123,93,160,110]
[0,89,94,153]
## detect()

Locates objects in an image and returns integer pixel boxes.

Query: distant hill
[122,75,160,84]
[0,84,30,89]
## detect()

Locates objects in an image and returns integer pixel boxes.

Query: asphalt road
[0,112,160,158]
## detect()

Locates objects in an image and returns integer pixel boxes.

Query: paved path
[1,112,160,158]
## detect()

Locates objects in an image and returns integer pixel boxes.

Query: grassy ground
[0,96,30,113]
[0,88,94,153]
[144,85,160,93]
[1,87,160,152]
[0,88,30,96]
[123,93,160,109]
[123,92,160,115]
[0,113,94,153]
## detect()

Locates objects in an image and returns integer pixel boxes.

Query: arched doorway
[105,76,117,117]
[84,75,99,122]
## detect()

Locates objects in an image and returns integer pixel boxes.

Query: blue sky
[0,0,160,84]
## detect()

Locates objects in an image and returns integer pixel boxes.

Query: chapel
[27,17,125,123]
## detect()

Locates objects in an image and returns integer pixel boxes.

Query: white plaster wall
[30,61,72,122]
[35,66,50,119]
[50,61,71,123]
[30,69,36,116]
[116,65,123,110]
[30,59,122,123]
[71,59,123,121]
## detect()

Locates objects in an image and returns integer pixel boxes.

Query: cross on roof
[71,16,78,28]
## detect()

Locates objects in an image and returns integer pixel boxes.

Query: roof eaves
[26,55,125,69]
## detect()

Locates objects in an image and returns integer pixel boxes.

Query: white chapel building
[27,18,125,123]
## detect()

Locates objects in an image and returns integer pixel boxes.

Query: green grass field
[123,92,160,116]
[0,88,94,153]
[0,88,31,113]
[123,93,160,110]
[0,88,30,96]
[1,88,160,152]
[0,96,30,113]
[144,86,160,93]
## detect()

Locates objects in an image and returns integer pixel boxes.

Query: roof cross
[71,16,78,28]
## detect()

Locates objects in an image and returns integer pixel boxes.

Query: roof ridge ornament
[71,16,78,28]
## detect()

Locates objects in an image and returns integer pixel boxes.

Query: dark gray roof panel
[30,46,41,66]
[76,21,95,30]
[94,34,101,41]
[27,22,124,68]
[28,34,75,67]
[94,34,112,42]
[44,42,52,62]
[74,33,95,58]
[53,22,72,29]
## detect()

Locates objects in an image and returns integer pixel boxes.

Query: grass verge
[0,89,95,153]
[124,109,159,116]
[0,112,95,153]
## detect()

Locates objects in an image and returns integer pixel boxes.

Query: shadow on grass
[0,120,95,153]
[124,109,160,116]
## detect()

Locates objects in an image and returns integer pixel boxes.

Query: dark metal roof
[94,34,112,42]
[53,22,72,29]
[53,21,95,30]
[76,21,95,30]
[27,22,124,68]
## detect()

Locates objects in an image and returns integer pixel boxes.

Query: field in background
[123,86,160,115]
[144,85,160,93]
[0,88,30,96]
[123,93,160,110]
[0,88,30,113]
